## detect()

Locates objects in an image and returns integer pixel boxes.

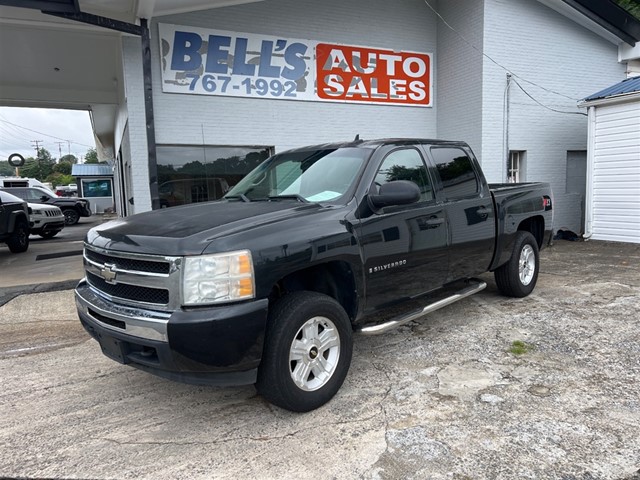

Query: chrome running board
[357,279,487,335]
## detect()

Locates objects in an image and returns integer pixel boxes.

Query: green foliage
[45,172,74,188]
[19,157,54,181]
[36,147,54,163]
[509,340,534,355]
[613,0,640,20]
[53,161,72,175]
[0,161,16,176]
[84,147,99,164]
[59,154,78,164]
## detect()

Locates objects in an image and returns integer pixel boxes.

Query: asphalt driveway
[0,240,639,479]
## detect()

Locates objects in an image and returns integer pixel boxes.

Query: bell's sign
[159,24,432,107]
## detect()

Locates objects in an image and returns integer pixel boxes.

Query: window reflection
[156,145,273,207]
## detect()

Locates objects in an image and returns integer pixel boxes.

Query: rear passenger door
[358,146,448,311]
[425,146,494,281]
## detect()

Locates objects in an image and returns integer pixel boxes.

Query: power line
[0,117,94,148]
[422,0,582,102]
[512,79,587,116]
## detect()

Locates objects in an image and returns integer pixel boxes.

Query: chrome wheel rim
[289,316,340,392]
[519,244,535,286]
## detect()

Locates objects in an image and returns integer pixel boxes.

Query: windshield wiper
[268,195,309,203]
[225,194,251,203]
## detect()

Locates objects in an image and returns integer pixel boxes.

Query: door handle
[476,207,491,217]
[425,218,444,227]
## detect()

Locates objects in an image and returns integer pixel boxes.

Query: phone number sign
[159,24,432,107]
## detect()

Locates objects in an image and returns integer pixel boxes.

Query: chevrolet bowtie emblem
[100,263,118,284]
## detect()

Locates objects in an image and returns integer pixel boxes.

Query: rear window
[430,147,479,200]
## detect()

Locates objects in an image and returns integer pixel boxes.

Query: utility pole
[31,140,43,158]
[55,141,65,162]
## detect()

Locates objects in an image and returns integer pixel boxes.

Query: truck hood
[86,200,325,256]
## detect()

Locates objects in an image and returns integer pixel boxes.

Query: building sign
[159,24,432,107]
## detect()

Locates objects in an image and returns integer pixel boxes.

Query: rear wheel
[7,220,29,253]
[257,291,353,412]
[63,208,80,225]
[494,231,539,297]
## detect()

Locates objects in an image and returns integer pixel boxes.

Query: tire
[39,230,59,239]
[257,291,353,412]
[62,208,80,225]
[7,220,29,253]
[494,231,540,298]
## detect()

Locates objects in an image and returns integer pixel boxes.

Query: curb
[0,279,80,308]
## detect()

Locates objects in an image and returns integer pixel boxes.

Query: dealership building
[1,0,639,235]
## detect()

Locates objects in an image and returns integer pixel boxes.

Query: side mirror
[40,195,49,202]
[369,180,421,209]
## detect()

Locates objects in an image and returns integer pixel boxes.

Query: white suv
[28,203,65,239]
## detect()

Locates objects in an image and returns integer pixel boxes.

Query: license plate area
[98,334,128,364]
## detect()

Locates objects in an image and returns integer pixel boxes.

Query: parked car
[0,190,30,253]
[28,203,65,238]
[1,186,91,225]
[75,138,553,412]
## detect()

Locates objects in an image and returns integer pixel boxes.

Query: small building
[580,77,640,244]
[71,164,115,214]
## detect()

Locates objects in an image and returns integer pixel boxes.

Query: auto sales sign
[159,24,432,107]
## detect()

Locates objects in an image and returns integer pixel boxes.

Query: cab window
[374,148,433,202]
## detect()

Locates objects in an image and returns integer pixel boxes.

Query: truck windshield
[225,147,370,203]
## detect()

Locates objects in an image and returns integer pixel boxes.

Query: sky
[0,107,95,163]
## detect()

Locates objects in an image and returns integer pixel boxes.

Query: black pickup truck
[76,139,553,411]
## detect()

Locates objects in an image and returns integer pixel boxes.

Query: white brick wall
[149,0,439,152]
[436,0,485,156]
[116,0,627,233]
[481,0,626,233]
[121,36,152,214]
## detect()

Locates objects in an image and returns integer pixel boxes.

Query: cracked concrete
[1,240,639,479]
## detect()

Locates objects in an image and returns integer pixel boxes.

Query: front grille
[85,248,170,274]
[86,271,169,305]
[45,210,59,217]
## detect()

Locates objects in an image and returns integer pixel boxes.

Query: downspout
[503,73,512,183]
[583,105,596,240]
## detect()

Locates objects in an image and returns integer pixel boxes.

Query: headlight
[32,209,43,215]
[182,250,255,305]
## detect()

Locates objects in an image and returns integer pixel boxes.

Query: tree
[53,161,72,175]
[45,172,74,187]
[59,154,78,164]
[19,150,55,181]
[614,0,640,20]
[0,161,16,176]
[84,147,99,164]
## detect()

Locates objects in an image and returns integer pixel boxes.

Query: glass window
[374,148,433,202]
[81,179,113,198]
[430,147,479,200]
[156,145,273,207]
[227,147,369,203]
[508,151,526,183]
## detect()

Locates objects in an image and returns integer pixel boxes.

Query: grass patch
[509,340,534,355]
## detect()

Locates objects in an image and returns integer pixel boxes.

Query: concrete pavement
[1,239,639,479]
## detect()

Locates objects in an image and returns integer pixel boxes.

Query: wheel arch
[517,215,545,248]
[268,261,359,324]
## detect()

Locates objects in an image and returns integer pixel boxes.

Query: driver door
[357,147,449,312]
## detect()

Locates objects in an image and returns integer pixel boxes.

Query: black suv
[0,190,30,253]
[1,187,91,225]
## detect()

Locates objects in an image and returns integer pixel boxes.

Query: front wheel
[257,291,353,412]
[7,220,29,253]
[63,208,80,225]
[494,231,540,297]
